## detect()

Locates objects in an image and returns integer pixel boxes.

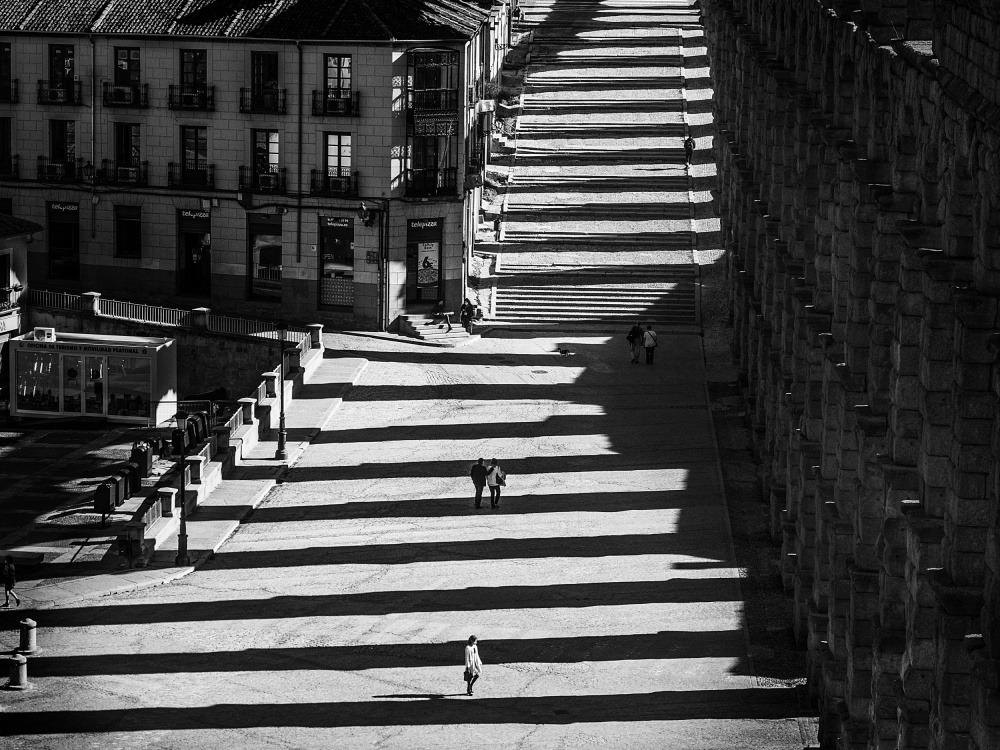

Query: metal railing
[167,85,215,111]
[309,167,356,197]
[410,89,459,112]
[97,159,148,186]
[405,166,458,197]
[102,82,149,108]
[239,165,287,193]
[99,298,192,326]
[0,80,17,103]
[28,289,83,311]
[0,155,19,179]
[37,156,83,182]
[168,162,215,189]
[239,88,286,114]
[311,88,359,116]
[37,80,83,105]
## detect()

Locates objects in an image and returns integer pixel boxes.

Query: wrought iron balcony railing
[0,155,19,179]
[167,162,215,189]
[37,156,83,182]
[239,88,286,114]
[97,159,148,186]
[311,89,359,116]
[405,167,457,197]
[37,80,83,105]
[102,82,149,108]
[0,80,18,103]
[309,167,357,197]
[167,85,215,111]
[239,165,287,194]
[410,89,459,113]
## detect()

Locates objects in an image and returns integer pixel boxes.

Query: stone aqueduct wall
[701,1,1000,748]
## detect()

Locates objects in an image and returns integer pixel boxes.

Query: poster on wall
[417,242,439,289]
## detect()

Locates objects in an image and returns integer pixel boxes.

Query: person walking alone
[643,325,658,365]
[3,555,20,608]
[464,635,483,695]
[626,321,644,364]
[470,457,488,509]
[486,458,505,509]
[494,215,502,242]
[684,135,696,166]
[460,298,475,334]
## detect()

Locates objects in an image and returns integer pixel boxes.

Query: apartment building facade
[0,0,511,329]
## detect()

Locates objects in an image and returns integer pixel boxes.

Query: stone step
[496,264,697,275]
[501,231,694,245]
[505,205,692,219]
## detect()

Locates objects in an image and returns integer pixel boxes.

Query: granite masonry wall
[702,1,1000,748]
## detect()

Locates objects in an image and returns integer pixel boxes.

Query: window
[114,48,140,86]
[253,130,279,173]
[251,52,278,91]
[47,202,80,280]
[409,50,459,110]
[0,43,10,101]
[181,126,207,170]
[49,45,74,88]
[324,55,351,91]
[115,123,140,164]
[0,197,11,216]
[0,117,10,173]
[248,214,282,301]
[115,205,141,258]
[180,50,207,92]
[325,132,351,171]
[50,120,75,163]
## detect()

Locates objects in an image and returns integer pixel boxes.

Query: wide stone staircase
[485,0,708,330]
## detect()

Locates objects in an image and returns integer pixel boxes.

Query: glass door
[85,356,105,415]
[63,355,82,413]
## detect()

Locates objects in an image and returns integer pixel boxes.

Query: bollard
[15,618,39,655]
[307,323,324,349]
[6,654,29,690]
[158,487,178,517]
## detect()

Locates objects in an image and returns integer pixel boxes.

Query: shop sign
[408,219,441,230]
[324,217,351,228]
[180,210,211,220]
[50,203,79,212]
[17,341,149,355]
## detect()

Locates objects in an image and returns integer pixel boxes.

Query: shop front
[319,216,354,309]
[406,218,442,304]
[9,330,177,425]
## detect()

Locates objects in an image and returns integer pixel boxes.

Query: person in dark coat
[684,135,696,165]
[3,556,20,608]
[460,298,475,334]
[494,216,502,242]
[470,458,488,509]
[432,299,453,332]
[626,321,644,363]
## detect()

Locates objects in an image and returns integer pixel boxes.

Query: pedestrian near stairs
[626,321,644,364]
[486,458,506,508]
[684,135,696,166]
[470,458,488,509]
[3,556,20,608]
[494,215,502,242]
[460,298,475,334]
[464,635,483,695]
[643,325,658,365]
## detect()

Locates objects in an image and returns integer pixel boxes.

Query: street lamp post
[173,410,190,566]
[275,321,288,460]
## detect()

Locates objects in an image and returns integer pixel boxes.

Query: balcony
[0,80,18,103]
[410,89,459,114]
[239,88,286,114]
[405,167,458,197]
[239,165,287,194]
[167,162,215,189]
[102,82,149,108]
[311,89,359,116]
[310,168,357,197]
[97,159,148,186]
[0,155,19,179]
[37,156,83,182]
[0,284,22,335]
[167,85,215,111]
[37,80,83,105]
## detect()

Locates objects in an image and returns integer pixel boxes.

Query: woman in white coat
[486,458,505,509]
[465,635,483,695]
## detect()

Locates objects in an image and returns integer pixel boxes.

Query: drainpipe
[295,41,303,265]
[382,199,390,331]
[89,35,97,239]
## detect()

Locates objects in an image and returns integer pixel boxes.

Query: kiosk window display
[9,330,177,425]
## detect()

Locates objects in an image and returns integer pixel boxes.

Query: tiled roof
[0,0,498,40]
[0,214,43,239]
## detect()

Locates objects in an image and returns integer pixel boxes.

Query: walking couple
[626,322,658,364]
[470,457,506,508]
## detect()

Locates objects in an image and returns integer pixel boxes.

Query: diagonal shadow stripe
[15,579,742,629]
[205,532,729,570]
[246,490,699,524]
[0,689,805,734]
[29,630,748,677]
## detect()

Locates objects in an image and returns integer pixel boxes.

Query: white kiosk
[9,329,177,426]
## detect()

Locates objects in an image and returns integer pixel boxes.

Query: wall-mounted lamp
[357,202,378,227]
[82,161,95,182]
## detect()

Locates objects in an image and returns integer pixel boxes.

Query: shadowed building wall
[701,0,1000,748]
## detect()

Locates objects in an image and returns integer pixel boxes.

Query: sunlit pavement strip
[0,4,809,749]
